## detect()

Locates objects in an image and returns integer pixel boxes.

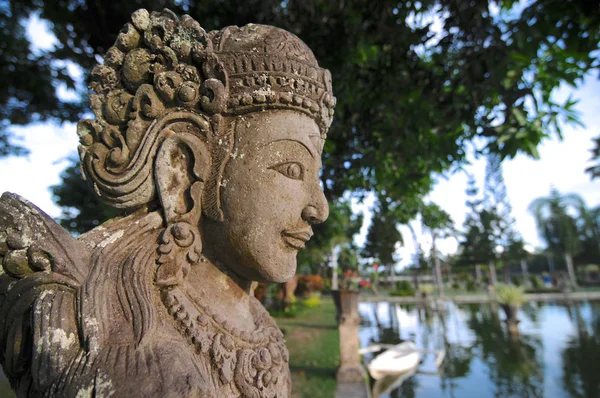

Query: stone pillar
[475,264,482,286]
[331,246,339,290]
[336,290,366,383]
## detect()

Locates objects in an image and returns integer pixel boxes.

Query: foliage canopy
[2,1,600,268]
[4,1,600,188]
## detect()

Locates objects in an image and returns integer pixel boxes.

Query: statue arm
[0,192,90,393]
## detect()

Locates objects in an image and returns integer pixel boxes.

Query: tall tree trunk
[432,231,444,297]
[547,254,555,273]
[408,223,421,292]
[503,260,510,283]
[564,252,578,288]
[520,259,529,283]
[372,270,379,296]
[475,264,482,286]
[408,223,419,267]
[413,271,420,292]
[489,260,498,285]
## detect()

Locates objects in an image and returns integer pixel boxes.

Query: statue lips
[281,228,313,250]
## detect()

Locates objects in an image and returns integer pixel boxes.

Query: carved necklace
[162,286,290,396]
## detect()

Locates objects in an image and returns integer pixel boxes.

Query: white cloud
[0,123,79,218]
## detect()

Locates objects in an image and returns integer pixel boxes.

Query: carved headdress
[78,9,335,211]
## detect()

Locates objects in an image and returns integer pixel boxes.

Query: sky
[1,14,599,270]
[428,76,600,253]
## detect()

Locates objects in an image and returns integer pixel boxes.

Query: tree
[576,204,600,266]
[504,231,528,280]
[0,0,595,228]
[420,202,454,296]
[528,188,587,287]
[337,244,360,273]
[362,197,404,287]
[457,174,496,270]
[0,2,83,157]
[586,136,600,179]
[483,153,520,282]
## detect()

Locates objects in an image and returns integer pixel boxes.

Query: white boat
[366,341,421,380]
[372,367,418,398]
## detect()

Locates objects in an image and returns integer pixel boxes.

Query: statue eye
[270,162,305,180]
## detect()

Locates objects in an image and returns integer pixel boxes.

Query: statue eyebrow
[266,138,316,159]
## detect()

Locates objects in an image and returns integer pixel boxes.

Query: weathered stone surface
[0,9,334,397]
[336,291,366,383]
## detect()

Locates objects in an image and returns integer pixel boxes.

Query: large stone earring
[156,218,202,287]
[153,130,208,288]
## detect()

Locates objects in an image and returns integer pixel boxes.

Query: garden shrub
[389,280,415,297]
[296,275,324,297]
[512,276,522,286]
[466,279,476,292]
[302,294,321,308]
[389,289,414,297]
[530,275,543,289]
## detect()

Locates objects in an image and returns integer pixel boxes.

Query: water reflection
[358,300,600,398]
[562,303,600,398]
[467,303,543,397]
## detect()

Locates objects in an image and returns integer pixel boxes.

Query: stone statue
[0,9,334,397]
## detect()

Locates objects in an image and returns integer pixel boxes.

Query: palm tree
[528,188,587,288]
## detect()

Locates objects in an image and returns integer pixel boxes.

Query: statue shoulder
[0,192,91,282]
[0,192,92,392]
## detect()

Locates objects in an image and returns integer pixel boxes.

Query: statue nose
[302,194,329,225]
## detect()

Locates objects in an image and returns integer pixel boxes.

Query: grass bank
[274,298,339,398]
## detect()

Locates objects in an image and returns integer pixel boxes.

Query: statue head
[77,9,335,284]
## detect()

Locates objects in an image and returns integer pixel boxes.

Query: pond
[358,300,600,398]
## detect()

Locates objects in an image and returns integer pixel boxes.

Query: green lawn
[274,298,340,398]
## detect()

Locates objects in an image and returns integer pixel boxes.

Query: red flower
[359,280,366,287]
[373,264,379,271]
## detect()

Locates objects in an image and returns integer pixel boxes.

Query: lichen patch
[37,327,76,354]
[98,230,124,248]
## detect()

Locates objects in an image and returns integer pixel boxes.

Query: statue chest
[159,288,291,398]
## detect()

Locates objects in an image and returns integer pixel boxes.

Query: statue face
[205,110,329,283]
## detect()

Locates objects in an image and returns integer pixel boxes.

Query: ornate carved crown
[77,9,335,210]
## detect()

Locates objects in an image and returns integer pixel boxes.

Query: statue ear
[154,131,210,225]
